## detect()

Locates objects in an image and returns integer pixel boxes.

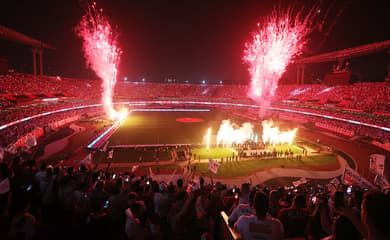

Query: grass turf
[265,144,303,154]
[106,153,338,178]
[192,147,235,159]
[192,154,337,177]
[108,164,182,173]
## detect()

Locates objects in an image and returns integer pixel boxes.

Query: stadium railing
[219,211,242,240]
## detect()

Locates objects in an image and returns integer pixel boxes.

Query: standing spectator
[229,190,255,225]
[278,194,310,238]
[268,190,281,218]
[322,215,361,240]
[8,194,36,240]
[361,192,390,240]
[234,191,284,240]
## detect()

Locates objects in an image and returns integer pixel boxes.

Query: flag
[369,154,386,176]
[208,159,220,174]
[25,136,37,148]
[292,180,301,188]
[327,178,340,195]
[167,169,177,183]
[81,153,92,168]
[6,144,17,155]
[108,149,114,159]
[329,178,340,185]
[0,178,10,195]
[343,166,377,190]
[292,178,308,188]
[300,178,308,184]
[149,167,154,177]
[131,165,139,174]
[102,141,109,152]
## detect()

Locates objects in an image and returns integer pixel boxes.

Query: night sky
[0,0,389,84]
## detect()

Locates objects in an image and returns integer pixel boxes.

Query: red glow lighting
[176,118,204,123]
[76,2,126,120]
[244,7,318,117]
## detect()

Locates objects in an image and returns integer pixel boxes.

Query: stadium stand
[1,74,390,240]
[2,73,390,149]
[1,158,389,240]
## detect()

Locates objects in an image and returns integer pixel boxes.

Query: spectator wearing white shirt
[229,190,255,225]
[235,191,284,240]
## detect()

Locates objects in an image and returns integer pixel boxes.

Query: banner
[49,115,80,129]
[369,154,386,176]
[343,166,377,190]
[208,158,220,174]
[14,127,43,148]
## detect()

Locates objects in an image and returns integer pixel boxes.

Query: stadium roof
[296,40,390,64]
[0,24,55,50]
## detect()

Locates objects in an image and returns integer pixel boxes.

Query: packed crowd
[294,113,390,143]
[0,99,100,126]
[0,74,101,100]
[273,83,390,113]
[0,155,389,240]
[266,104,390,142]
[0,107,102,148]
[115,82,219,100]
[2,73,390,149]
[2,74,390,115]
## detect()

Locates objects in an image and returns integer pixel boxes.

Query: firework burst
[244,7,318,117]
[76,2,126,120]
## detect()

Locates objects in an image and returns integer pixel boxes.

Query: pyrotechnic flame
[76,2,127,120]
[205,127,211,150]
[244,7,318,117]
[216,120,254,148]
[262,120,297,145]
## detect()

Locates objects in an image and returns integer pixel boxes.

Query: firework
[205,127,211,151]
[244,7,317,117]
[76,2,126,120]
[262,120,297,145]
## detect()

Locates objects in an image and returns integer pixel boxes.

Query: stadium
[1,1,390,240]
